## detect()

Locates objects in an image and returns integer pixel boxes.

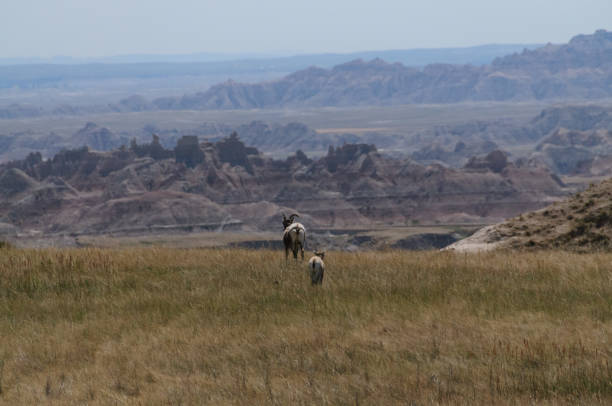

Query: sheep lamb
[308,251,325,285]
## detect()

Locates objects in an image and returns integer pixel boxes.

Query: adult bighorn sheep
[282,213,306,261]
[308,251,325,285]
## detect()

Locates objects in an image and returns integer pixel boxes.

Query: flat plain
[0,246,610,404]
[0,101,554,137]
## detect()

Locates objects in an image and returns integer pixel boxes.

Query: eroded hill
[447,177,612,251]
[0,134,569,239]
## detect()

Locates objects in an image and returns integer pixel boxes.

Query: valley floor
[9,224,482,251]
[0,248,610,404]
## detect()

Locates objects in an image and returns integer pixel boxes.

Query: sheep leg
[283,232,292,263]
[312,266,324,285]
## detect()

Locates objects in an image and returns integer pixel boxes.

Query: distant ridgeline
[1,30,610,118]
[169,30,612,108]
[0,133,567,237]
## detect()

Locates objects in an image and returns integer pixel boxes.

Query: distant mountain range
[160,30,612,109]
[2,30,609,117]
[0,44,539,95]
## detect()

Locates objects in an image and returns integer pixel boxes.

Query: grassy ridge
[0,247,611,404]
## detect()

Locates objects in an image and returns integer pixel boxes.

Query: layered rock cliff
[0,134,568,237]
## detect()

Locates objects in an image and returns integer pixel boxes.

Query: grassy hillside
[450,178,612,251]
[0,247,610,404]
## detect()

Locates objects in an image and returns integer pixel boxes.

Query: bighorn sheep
[282,213,306,261]
[308,251,325,285]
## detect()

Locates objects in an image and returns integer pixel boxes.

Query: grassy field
[0,247,611,404]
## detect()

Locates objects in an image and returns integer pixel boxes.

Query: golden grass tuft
[0,247,610,404]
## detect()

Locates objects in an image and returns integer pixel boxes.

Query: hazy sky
[2,0,611,58]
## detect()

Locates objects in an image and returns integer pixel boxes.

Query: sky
[2,0,611,58]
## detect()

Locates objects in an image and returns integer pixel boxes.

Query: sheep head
[282,213,300,229]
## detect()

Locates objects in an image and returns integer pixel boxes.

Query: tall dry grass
[0,247,610,404]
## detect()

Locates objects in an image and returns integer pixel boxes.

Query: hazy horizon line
[0,42,544,66]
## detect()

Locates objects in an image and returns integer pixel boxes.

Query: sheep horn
[289,213,300,220]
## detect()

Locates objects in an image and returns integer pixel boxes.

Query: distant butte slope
[446,178,612,252]
[0,135,567,237]
[156,30,612,109]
